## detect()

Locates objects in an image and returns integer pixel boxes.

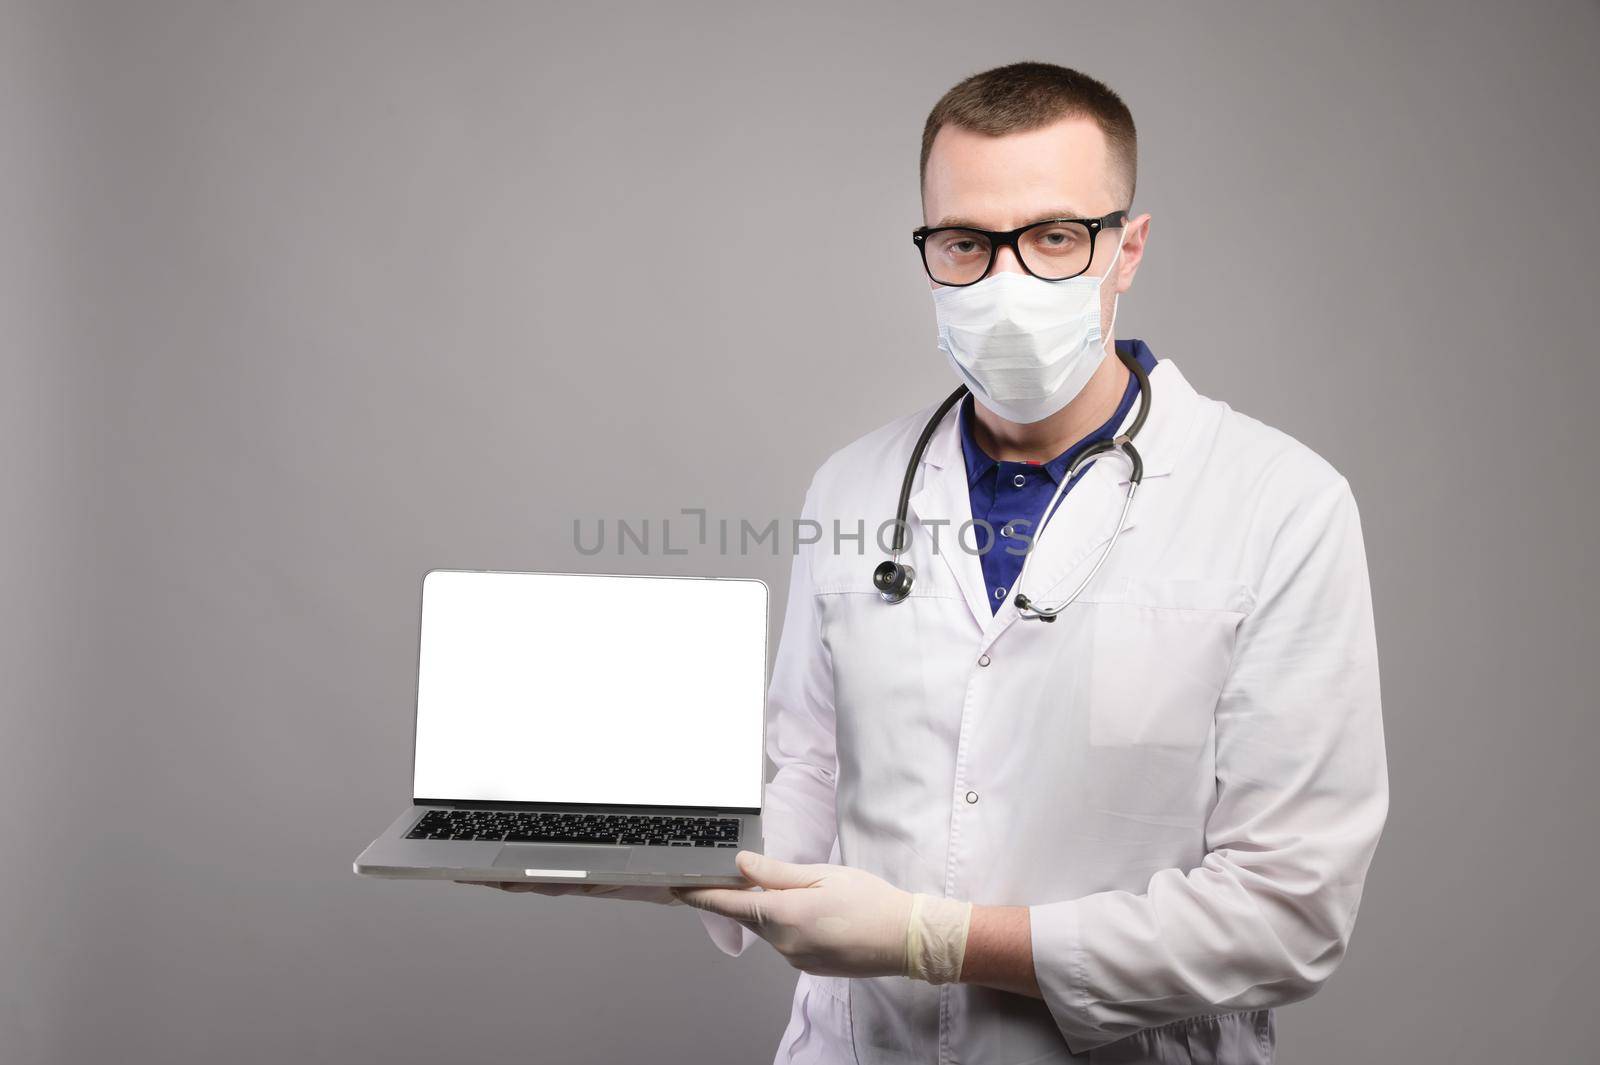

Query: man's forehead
[922,117,1114,226]
[930,205,1096,229]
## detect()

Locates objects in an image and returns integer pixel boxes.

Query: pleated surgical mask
[931,230,1129,424]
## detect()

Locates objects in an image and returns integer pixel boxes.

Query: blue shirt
[959,338,1159,613]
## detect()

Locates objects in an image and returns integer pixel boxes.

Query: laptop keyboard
[406,809,742,847]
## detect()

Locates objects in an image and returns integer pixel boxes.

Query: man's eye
[936,237,986,258]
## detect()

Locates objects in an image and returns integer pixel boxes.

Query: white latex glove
[673,850,967,980]
[454,879,682,906]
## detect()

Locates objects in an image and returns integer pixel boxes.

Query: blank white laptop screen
[412,571,767,810]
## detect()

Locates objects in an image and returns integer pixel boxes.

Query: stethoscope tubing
[887,383,969,557]
[878,345,1151,619]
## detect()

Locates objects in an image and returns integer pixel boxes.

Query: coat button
[977,654,991,667]
[964,791,979,804]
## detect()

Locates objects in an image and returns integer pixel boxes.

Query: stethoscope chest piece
[873,559,914,604]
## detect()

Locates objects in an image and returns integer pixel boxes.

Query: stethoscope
[871,344,1152,622]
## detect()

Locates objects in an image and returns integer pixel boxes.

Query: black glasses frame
[911,209,1130,286]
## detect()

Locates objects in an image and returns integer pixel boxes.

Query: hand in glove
[672,851,971,982]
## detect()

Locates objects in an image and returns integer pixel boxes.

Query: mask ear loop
[1100,225,1131,353]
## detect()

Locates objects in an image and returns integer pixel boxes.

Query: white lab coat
[698,357,1389,1064]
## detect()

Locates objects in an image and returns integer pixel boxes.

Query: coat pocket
[780,972,858,1064]
[1086,578,1249,749]
[1087,1008,1275,1063]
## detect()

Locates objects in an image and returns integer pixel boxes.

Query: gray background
[3,1,1596,1062]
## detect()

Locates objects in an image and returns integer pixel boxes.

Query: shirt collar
[957,338,1161,488]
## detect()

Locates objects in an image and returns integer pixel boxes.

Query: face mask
[931,229,1130,424]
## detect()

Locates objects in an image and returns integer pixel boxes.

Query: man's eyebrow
[930,207,1089,229]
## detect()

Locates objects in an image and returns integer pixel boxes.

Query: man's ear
[1115,211,1153,292]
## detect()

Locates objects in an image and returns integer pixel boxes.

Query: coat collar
[907,357,1201,636]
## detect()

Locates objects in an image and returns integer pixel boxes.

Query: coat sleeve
[1028,473,1390,1054]
[697,477,840,956]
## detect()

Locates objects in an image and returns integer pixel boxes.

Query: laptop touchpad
[491,845,633,872]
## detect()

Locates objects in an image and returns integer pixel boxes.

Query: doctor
[496,61,1389,1064]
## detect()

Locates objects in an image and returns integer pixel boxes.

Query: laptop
[354,569,766,887]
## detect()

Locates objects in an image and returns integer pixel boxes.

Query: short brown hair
[920,61,1138,208]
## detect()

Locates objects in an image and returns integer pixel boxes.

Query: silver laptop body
[354,569,766,887]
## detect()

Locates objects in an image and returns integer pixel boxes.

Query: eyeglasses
[912,210,1129,287]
